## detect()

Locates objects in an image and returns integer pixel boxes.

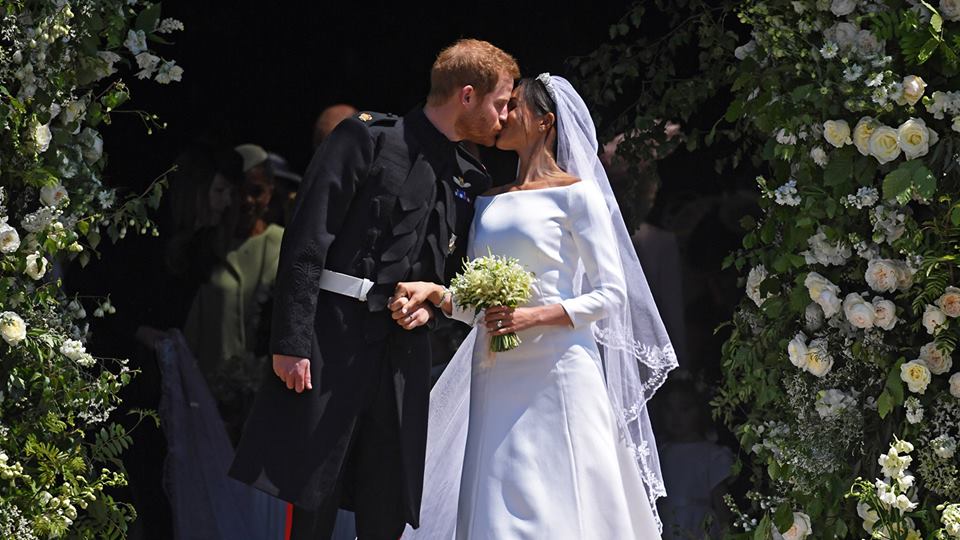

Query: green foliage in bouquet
[0,1,181,538]
[449,251,534,353]
[579,0,960,537]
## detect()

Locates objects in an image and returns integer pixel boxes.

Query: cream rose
[31,121,52,153]
[806,339,834,377]
[24,252,47,281]
[919,342,953,375]
[898,118,936,160]
[873,297,898,330]
[899,75,927,106]
[924,304,949,335]
[782,512,813,540]
[805,272,842,318]
[895,263,915,291]
[853,117,879,156]
[950,373,960,398]
[0,224,20,254]
[901,360,932,394]
[855,29,883,57]
[0,311,27,346]
[865,259,900,293]
[868,126,901,164]
[788,334,810,369]
[938,286,960,318]
[823,119,852,148]
[39,183,68,207]
[843,293,876,329]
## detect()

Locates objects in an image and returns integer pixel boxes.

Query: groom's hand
[273,354,312,393]
[389,296,434,330]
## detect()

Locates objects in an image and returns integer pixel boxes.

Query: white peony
[853,117,879,156]
[898,118,937,160]
[843,293,876,329]
[872,297,898,330]
[899,75,927,106]
[39,184,68,207]
[0,224,20,254]
[868,126,901,164]
[805,272,843,318]
[806,339,834,377]
[865,259,900,293]
[924,304,948,335]
[901,360,932,394]
[823,119,852,148]
[746,265,771,307]
[24,252,47,280]
[919,342,953,374]
[951,373,960,398]
[938,286,960,318]
[788,334,810,369]
[0,311,27,346]
[943,0,960,21]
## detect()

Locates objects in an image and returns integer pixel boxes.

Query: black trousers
[290,358,406,540]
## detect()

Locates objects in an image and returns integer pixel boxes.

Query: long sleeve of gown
[560,183,627,328]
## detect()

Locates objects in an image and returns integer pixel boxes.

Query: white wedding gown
[446,181,661,539]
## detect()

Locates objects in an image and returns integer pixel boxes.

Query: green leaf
[774,505,794,533]
[918,37,940,64]
[882,164,913,203]
[754,514,772,540]
[912,163,936,199]
[725,99,744,123]
[823,150,852,187]
[878,390,894,418]
[135,2,163,33]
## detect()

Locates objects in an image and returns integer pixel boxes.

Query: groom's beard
[456,108,499,147]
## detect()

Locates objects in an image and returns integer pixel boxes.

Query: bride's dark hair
[518,77,558,156]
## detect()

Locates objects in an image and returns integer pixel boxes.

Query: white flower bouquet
[449,251,534,353]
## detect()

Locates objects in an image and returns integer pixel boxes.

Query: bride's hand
[485,304,572,335]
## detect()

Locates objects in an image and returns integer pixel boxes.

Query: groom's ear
[459,85,475,106]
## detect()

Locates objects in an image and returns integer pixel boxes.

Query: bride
[390,74,677,539]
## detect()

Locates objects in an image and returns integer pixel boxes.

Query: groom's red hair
[427,39,520,105]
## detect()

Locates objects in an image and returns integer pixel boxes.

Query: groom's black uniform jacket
[229,108,489,527]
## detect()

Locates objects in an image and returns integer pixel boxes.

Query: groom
[229,40,520,539]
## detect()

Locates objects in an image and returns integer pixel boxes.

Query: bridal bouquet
[450,251,534,352]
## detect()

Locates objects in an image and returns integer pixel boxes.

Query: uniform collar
[405,106,459,164]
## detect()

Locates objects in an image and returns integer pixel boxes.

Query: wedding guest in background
[266,151,302,227]
[312,103,358,148]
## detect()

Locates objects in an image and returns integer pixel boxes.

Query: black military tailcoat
[229,108,489,527]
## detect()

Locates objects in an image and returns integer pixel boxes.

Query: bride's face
[495,86,546,152]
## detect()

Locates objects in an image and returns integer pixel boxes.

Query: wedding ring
[497,320,504,329]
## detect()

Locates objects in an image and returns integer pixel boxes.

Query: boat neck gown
[448,181,661,539]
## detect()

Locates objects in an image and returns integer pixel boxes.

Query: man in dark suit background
[229,40,520,540]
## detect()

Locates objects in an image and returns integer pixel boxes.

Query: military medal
[448,233,457,254]
[453,175,471,188]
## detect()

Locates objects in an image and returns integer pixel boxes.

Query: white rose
[919,342,953,374]
[823,119,852,148]
[31,121,52,153]
[865,259,900,293]
[829,22,859,50]
[831,0,857,16]
[938,286,960,318]
[855,29,883,57]
[872,297,898,330]
[843,293,876,329]
[943,0,960,21]
[0,311,27,346]
[924,304,948,335]
[853,117,879,156]
[899,75,927,106]
[898,118,935,160]
[746,265,771,307]
[783,512,813,540]
[59,339,86,361]
[24,252,47,280]
[788,334,810,369]
[806,339,834,377]
[901,360,932,394]
[868,126,901,164]
[950,373,960,398]
[810,146,828,167]
[39,184,68,207]
[805,272,843,318]
[0,224,20,254]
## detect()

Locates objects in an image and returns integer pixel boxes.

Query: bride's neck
[516,143,562,185]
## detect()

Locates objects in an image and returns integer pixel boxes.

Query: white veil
[403,75,677,539]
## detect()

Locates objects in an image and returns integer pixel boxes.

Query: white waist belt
[318,269,375,302]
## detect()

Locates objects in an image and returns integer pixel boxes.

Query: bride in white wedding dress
[394,74,677,539]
